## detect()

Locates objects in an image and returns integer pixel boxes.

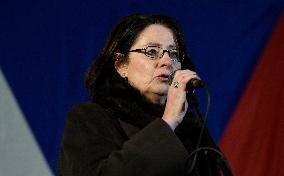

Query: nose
[158,51,173,68]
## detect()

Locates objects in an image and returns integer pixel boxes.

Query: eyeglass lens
[145,46,180,61]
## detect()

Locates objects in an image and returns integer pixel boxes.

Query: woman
[58,14,231,176]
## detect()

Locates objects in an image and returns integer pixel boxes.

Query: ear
[114,52,128,78]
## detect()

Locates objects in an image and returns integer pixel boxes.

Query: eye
[146,47,159,57]
[169,50,179,58]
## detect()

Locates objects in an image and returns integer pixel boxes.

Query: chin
[148,94,166,105]
[157,86,169,94]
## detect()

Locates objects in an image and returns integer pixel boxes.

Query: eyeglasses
[128,46,182,62]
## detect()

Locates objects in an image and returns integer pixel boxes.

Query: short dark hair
[85,14,195,101]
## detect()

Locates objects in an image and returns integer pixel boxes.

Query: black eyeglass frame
[128,45,184,62]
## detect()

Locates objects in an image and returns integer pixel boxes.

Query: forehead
[132,24,176,48]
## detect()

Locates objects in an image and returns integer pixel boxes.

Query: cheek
[127,60,156,89]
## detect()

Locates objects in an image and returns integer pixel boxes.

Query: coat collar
[96,75,165,130]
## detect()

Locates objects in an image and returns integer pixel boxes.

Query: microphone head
[168,71,176,86]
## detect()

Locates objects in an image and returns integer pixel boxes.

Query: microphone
[168,70,204,89]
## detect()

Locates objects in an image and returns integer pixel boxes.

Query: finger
[170,70,200,90]
[173,70,199,82]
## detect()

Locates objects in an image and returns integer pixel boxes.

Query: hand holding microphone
[162,70,203,130]
[168,70,204,90]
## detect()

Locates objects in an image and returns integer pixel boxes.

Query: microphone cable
[186,82,233,176]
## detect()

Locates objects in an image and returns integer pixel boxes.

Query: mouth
[156,74,169,82]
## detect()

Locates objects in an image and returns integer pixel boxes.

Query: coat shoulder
[65,102,122,137]
[67,102,112,123]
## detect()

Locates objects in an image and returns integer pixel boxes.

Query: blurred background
[1,0,284,175]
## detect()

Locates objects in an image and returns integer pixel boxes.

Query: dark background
[1,0,283,173]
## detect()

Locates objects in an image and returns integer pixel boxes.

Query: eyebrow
[143,42,177,48]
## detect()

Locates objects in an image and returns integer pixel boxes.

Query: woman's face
[117,24,181,104]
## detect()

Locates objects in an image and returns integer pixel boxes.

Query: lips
[156,73,169,81]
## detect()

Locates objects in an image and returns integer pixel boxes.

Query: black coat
[57,77,224,176]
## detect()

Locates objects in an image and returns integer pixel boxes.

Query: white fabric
[0,69,53,176]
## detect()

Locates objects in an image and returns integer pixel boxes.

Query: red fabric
[220,12,284,176]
